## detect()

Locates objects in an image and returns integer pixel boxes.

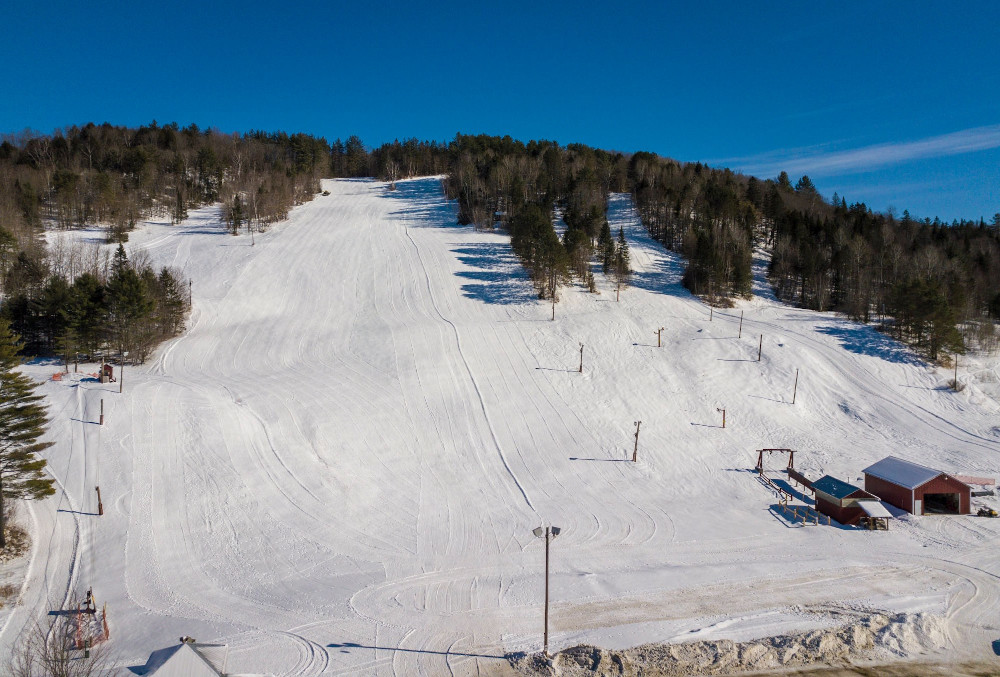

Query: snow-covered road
[3,178,999,675]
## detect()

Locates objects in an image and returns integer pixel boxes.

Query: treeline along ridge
[1,125,998,363]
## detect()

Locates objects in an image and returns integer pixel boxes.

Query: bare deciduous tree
[7,603,118,677]
[386,160,400,191]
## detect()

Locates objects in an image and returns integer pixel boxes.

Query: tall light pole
[532,525,561,657]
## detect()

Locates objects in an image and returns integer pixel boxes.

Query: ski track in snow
[2,180,999,674]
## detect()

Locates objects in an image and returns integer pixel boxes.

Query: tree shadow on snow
[747,394,784,403]
[767,505,805,529]
[380,179,536,305]
[25,357,64,367]
[69,418,100,426]
[47,608,79,616]
[606,192,691,298]
[569,457,631,462]
[815,323,921,365]
[452,242,536,305]
[379,178,460,229]
[175,224,230,237]
[767,504,853,530]
[770,477,813,504]
[628,253,691,298]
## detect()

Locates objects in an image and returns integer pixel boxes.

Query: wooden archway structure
[756,448,795,472]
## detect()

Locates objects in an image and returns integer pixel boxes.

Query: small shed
[858,500,892,530]
[954,474,996,497]
[812,475,882,526]
[863,456,970,515]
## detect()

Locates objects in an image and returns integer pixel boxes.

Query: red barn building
[863,456,970,515]
[812,476,885,525]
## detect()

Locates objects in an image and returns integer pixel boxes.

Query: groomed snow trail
[4,179,1000,675]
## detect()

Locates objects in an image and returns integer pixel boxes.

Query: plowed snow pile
[511,613,946,675]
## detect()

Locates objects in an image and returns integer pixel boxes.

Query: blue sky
[2,1,997,221]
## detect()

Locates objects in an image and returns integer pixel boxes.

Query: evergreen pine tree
[172,184,188,225]
[614,226,631,290]
[795,175,817,194]
[0,227,16,285]
[105,247,154,359]
[229,195,245,236]
[539,221,568,300]
[156,268,187,334]
[0,318,56,548]
[54,327,78,372]
[112,244,128,277]
[597,219,614,273]
[68,273,105,357]
[345,136,368,177]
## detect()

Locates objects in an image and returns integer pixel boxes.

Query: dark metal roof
[813,475,863,500]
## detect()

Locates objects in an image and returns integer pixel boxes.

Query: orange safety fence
[73,603,110,649]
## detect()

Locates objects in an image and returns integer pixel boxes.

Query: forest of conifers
[1,123,997,364]
[376,135,1000,360]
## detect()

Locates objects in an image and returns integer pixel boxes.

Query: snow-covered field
[1,177,999,675]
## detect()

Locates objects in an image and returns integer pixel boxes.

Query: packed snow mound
[509,613,946,676]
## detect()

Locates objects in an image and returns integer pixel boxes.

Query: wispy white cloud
[711,123,1000,178]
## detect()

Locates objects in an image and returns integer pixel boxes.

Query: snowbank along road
[3,177,1000,675]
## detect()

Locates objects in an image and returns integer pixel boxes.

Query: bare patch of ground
[0,523,30,564]
[743,661,998,677]
[0,521,30,610]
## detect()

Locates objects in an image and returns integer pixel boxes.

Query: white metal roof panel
[862,456,941,490]
[145,643,224,676]
[859,500,893,519]
[194,644,228,672]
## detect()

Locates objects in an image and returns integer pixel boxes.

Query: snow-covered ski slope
[5,177,1000,675]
